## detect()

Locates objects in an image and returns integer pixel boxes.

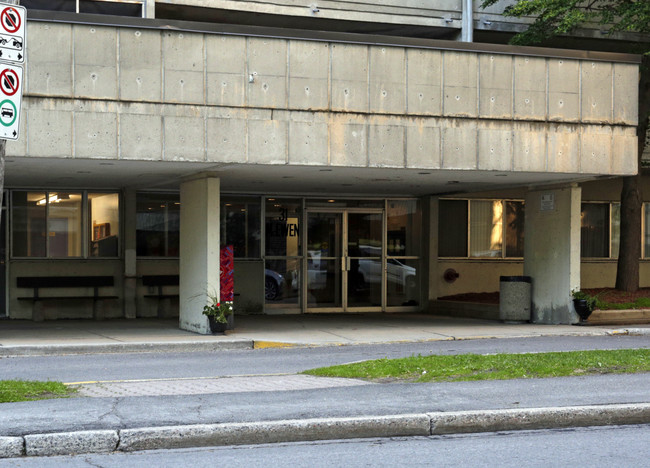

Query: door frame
[303,207,385,313]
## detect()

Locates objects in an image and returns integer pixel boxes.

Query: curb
[1,403,648,458]
[0,340,254,356]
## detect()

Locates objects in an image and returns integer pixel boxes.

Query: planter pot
[573,299,593,321]
[207,314,235,334]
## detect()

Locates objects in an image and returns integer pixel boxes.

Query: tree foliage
[480,0,650,49]
[480,0,650,292]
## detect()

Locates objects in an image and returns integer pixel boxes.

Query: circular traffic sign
[0,99,17,127]
[0,68,19,96]
[1,7,20,34]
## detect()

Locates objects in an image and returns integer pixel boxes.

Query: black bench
[17,276,116,300]
[142,275,179,299]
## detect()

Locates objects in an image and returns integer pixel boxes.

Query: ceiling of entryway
[4,157,601,197]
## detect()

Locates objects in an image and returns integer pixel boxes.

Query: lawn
[304,349,650,383]
[0,380,74,403]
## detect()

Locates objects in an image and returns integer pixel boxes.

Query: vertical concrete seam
[578,60,583,122]
[245,38,250,162]
[366,44,370,115]
[440,50,445,116]
[116,27,121,160]
[327,41,332,111]
[610,62,615,124]
[71,26,76,158]
[401,46,407,116]
[285,39,290,111]
[160,31,165,105]
[203,34,208,163]
[545,58,549,121]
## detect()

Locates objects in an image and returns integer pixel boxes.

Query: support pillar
[422,196,440,312]
[179,176,220,334]
[524,185,581,324]
[123,189,137,319]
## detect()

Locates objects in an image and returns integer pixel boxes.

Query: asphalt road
[1,335,648,382]
[1,425,647,467]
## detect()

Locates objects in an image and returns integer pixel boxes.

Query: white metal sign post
[0,2,24,141]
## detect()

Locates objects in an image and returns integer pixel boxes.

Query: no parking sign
[0,3,25,140]
[0,62,21,139]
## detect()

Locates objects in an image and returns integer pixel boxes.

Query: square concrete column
[422,196,440,312]
[179,176,220,334]
[524,185,581,324]
[123,189,137,319]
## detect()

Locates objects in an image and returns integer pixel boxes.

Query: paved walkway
[1,313,649,459]
[1,313,647,353]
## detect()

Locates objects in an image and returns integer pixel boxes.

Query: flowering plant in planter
[202,299,233,324]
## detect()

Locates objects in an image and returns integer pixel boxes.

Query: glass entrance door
[306,210,383,312]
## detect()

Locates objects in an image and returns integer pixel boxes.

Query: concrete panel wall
[157,0,463,28]
[11,22,639,178]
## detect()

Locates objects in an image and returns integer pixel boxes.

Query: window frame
[135,191,181,259]
[10,189,122,260]
[438,198,525,260]
[580,201,620,260]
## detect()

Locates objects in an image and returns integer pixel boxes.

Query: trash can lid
[499,276,532,283]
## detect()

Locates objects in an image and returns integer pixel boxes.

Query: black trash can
[499,276,532,323]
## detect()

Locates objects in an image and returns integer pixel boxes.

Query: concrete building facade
[2,1,644,331]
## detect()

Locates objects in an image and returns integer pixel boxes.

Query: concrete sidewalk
[1,313,648,355]
[1,314,649,459]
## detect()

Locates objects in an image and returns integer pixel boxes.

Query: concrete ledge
[429,403,650,434]
[24,430,119,457]
[0,340,254,356]
[4,404,649,458]
[118,414,431,451]
[0,437,23,458]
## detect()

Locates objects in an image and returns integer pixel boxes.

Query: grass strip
[304,349,650,383]
[0,380,74,403]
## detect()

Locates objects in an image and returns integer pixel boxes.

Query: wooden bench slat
[17,276,114,289]
[142,275,179,287]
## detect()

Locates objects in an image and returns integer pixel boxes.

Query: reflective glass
[470,200,503,258]
[265,199,301,257]
[221,198,261,259]
[47,192,83,257]
[581,203,609,257]
[505,201,525,258]
[136,193,180,257]
[387,200,420,256]
[386,258,419,307]
[89,193,120,257]
[12,191,46,257]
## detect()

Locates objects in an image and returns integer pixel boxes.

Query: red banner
[220,245,234,302]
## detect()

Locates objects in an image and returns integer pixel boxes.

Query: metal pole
[461,0,473,42]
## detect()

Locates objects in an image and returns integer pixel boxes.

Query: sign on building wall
[0,2,24,140]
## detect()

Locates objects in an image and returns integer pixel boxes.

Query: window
[12,191,119,258]
[438,199,524,259]
[221,197,261,259]
[581,202,619,258]
[22,0,144,17]
[136,193,180,257]
[264,198,301,305]
[387,200,421,306]
[438,200,468,257]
